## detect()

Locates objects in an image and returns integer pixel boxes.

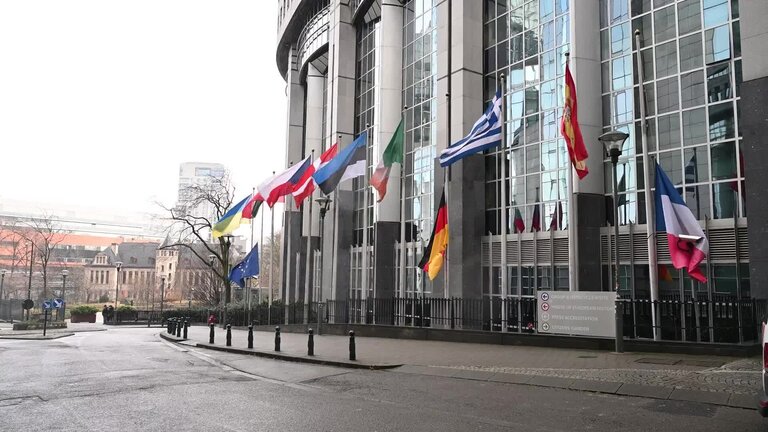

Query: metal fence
[124,295,765,344]
[0,299,24,322]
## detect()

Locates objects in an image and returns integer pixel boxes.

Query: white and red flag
[291,143,339,206]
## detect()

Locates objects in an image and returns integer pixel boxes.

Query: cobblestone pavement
[441,357,762,394]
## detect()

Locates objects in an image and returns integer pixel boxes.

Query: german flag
[418,190,448,281]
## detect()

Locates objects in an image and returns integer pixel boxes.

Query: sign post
[537,291,617,338]
[42,300,52,336]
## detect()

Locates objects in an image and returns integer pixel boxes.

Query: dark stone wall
[742,76,768,299]
[576,193,606,291]
[374,221,400,298]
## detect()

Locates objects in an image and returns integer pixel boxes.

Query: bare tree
[158,174,240,323]
[0,221,32,299]
[259,233,282,303]
[21,214,68,301]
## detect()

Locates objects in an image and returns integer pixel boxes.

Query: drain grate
[635,358,680,365]
[577,355,598,359]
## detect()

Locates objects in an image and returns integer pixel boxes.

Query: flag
[241,194,263,220]
[548,202,562,231]
[292,143,339,206]
[258,156,312,208]
[531,204,541,232]
[655,162,708,283]
[617,172,627,207]
[439,88,502,167]
[418,190,448,281]
[561,62,589,179]
[684,152,698,195]
[513,208,525,233]
[370,120,404,202]
[229,245,260,288]
[212,195,251,238]
[313,132,368,195]
[659,264,673,282]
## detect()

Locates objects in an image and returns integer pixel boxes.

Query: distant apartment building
[176,162,227,222]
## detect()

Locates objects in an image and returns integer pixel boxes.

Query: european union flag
[229,245,260,288]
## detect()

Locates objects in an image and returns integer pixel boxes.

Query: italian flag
[513,208,525,233]
[370,119,404,202]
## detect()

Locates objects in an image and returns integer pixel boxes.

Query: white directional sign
[42,300,52,310]
[537,291,616,338]
[53,298,64,309]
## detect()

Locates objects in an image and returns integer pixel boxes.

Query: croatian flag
[654,162,708,283]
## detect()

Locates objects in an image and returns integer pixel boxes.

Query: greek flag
[439,88,503,167]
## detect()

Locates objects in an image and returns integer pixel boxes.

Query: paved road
[0,328,763,431]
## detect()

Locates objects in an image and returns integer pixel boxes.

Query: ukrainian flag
[212,195,250,238]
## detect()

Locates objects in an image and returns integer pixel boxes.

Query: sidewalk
[175,325,760,409]
[0,321,107,340]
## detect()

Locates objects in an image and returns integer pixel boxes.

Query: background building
[275,0,766,336]
[176,162,227,222]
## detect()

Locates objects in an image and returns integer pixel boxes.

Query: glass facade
[600,0,744,224]
[484,0,571,235]
[402,0,437,294]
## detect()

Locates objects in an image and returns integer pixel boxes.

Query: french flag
[258,156,311,208]
[654,162,709,283]
[291,143,339,207]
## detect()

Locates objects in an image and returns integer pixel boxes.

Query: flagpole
[362,125,371,305]
[635,30,660,340]
[248,187,254,326]
[565,53,578,293]
[304,149,315,324]
[269,171,275,326]
[499,73,508,330]
[285,163,293,325]
[259,193,264,306]
[399,107,407,299]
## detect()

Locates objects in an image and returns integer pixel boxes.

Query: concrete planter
[70,313,96,323]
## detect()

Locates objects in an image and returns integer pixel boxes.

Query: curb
[391,365,758,411]
[159,332,401,370]
[0,332,75,340]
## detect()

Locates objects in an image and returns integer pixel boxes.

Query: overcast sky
[0,1,287,228]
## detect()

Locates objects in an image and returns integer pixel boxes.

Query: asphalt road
[0,328,763,432]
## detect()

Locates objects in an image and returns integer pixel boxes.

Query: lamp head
[115,261,123,270]
[61,269,69,277]
[208,254,216,264]
[0,269,6,276]
[598,131,629,164]
[315,196,332,213]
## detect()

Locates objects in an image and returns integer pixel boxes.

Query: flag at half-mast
[655,162,708,283]
[212,195,251,238]
[561,61,589,179]
[313,131,368,195]
[258,156,312,208]
[370,119,404,202]
[418,190,448,281]
[292,143,339,206]
[438,88,503,167]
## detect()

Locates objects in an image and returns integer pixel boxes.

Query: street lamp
[222,234,234,326]
[61,269,69,322]
[315,196,332,333]
[599,130,629,354]
[0,269,6,301]
[160,276,166,320]
[114,261,122,324]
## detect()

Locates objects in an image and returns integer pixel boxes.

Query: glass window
[654,6,676,43]
[707,63,731,103]
[655,41,678,78]
[703,0,729,28]
[708,102,734,141]
[682,108,707,145]
[685,184,711,219]
[679,33,703,72]
[678,0,702,35]
[541,21,554,52]
[540,79,557,110]
[632,14,653,48]
[711,141,736,180]
[684,146,709,183]
[631,0,651,15]
[705,25,731,64]
[681,71,705,108]
[658,150,683,185]
[612,55,633,91]
[712,182,737,219]
[613,89,633,124]
[657,113,681,150]
[526,143,541,173]
[610,0,629,24]
[611,23,631,57]
[656,77,679,114]
[508,266,519,296]
[601,29,611,59]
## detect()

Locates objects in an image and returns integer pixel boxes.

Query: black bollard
[167,318,172,334]
[226,324,232,347]
[247,325,254,349]
[209,323,215,344]
[183,319,189,339]
[274,326,281,352]
[176,319,182,337]
[308,328,314,356]
[349,330,356,361]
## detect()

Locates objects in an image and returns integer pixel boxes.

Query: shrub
[116,305,136,313]
[70,305,99,315]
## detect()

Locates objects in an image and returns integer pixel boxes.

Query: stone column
[436,0,485,298]
[569,0,604,290]
[740,1,768,299]
[373,0,404,299]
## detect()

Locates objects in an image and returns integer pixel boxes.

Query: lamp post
[679,234,705,342]
[600,131,629,353]
[160,276,166,320]
[114,261,122,324]
[61,269,68,321]
[0,269,6,301]
[222,235,233,326]
[316,196,332,334]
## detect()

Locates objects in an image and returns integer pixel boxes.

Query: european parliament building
[275,0,768,341]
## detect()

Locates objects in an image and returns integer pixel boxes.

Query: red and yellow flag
[561,62,589,179]
[418,190,448,281]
